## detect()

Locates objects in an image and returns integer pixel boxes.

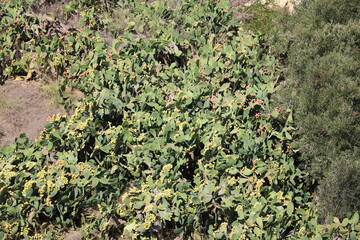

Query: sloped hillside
[0,0,359,239]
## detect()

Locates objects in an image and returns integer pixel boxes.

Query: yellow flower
[22,180,36,196]
[144,204,154,212]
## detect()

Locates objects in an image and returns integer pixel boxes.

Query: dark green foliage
[317,150,360,220]
[271,0,360,219]
[300,0,360,25]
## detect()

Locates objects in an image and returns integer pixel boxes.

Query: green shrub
[317,149,360,220]
[240,0,282,36]
[299,0,360,25]
[271,0,360,219]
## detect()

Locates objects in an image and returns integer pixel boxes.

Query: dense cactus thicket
[0,0,359,239]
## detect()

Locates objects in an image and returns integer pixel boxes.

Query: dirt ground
[63,230,82,240]
[273,0,300,12]
[0,80,67,146]
[250,0,299,11]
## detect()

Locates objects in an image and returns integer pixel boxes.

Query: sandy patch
[0,80,67,146]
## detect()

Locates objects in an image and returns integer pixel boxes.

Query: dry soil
[0,80,67,146]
